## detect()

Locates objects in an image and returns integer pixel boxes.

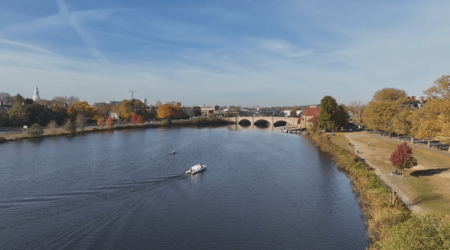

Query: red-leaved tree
[389,142,418,174]
[106,117,114,127]
[97,118,104,127]
[130,114,143,125]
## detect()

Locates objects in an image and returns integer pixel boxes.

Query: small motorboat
[170,151,176,155]
[186,164,206,175]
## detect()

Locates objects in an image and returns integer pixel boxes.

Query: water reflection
[227,123,285,133]
[190,172,203,184]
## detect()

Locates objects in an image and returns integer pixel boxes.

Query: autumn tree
[118,100,134,121]
[94,103,114,120]
[67,101,96,120]
[389,142,417,175]
[97,118,104,127]
[412,99,447,147]
[362,101,397,136]
[156,105,183,119]
[317,96,338,130]
[347,101,365,125]
[424,75,450,100]
[130,114,144,124]
[372,88,408,104]
[392,106,413,139]
[106,117,114,127]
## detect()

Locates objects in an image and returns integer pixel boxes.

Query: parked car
[391,169,402,176]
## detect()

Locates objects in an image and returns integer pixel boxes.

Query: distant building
[401,96,428,109]
[297,106,321,128]
[165,100,181,106]
[32,86,40,101]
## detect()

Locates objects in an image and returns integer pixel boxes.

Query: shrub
[64,120,76,134]
[0,136,6,143]
[27,123,44,137]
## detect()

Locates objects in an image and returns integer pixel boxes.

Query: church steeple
[33,86,40,101]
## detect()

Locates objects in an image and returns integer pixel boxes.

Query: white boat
[186,164,206,175]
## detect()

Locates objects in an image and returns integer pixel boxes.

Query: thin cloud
[56,0,108,63]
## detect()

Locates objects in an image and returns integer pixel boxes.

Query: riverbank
[309,131,408,247]
[0,118,233,142]
[337,131,450,215]
[310,130,450,248]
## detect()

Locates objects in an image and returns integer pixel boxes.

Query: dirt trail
[344,132,425,213]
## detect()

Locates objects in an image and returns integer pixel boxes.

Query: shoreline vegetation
[0,117,232,142]
[309,130,450,249]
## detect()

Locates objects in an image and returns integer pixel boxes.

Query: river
[0,125,368,249]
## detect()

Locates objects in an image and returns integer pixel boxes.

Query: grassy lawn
[331,131,450,215]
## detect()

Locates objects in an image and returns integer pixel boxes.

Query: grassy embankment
[0,118,232,142]
[337,132,450,215]
[309,131,450,249]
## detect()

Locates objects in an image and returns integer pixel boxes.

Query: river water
[0,125,368,249]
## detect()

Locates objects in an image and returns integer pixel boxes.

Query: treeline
[0,94,155,128]
[360,75,450,148]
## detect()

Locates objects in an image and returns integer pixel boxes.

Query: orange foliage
[130,114,144,124]
[156,105,183,119]
[106,117,114,127]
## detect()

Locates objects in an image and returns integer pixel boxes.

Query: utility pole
[129,90,137,100]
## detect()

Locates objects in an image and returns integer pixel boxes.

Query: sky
[1,0,449,107]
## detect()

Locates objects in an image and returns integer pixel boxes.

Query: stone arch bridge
[224,116,304,128]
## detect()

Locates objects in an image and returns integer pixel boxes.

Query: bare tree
[52,96,80,106]
[0,92,12,105]
[348,101,365,126]
[46,120,58,134]
[155,100,162,107]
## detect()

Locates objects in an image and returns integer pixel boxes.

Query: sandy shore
[343,132,425,213]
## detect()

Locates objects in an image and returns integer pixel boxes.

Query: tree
[26,123,43,137]
[392,106,413,138]
[389,142,417,175]
[47,120,58,134]
[52,96,80,106]
[97,118,104,127]
[67,101,96,120]
[290,106,298,117]
[0,92,12,104]
[335,104,348,128]
[347,101,365,125]
[25,103,53,126]
[130,114,143,124]
[156,105,183,119]
[7,94,28,125]
[424,75,450,100]
[318,96,337,130]
[362,101,397,136]
[51,106,68,125]
[76,114,86,132]
[413,99,445,147]
[106,117,114,127]
[155,100,162,107]
[118,100,134,121]
[372,88,407,103]
[384,213,450,249]
[64,120,76,134]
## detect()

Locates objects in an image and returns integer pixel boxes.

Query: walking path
[343,132,430,213]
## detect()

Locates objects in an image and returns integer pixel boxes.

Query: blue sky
[1,0,449,107]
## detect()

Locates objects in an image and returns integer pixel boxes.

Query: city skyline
[1,0,449,106]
